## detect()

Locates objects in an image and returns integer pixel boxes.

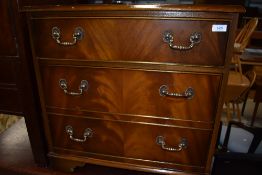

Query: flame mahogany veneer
[25,4,244,175]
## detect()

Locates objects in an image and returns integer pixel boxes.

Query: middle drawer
[40,65,221,122]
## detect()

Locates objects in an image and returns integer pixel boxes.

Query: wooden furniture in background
[223,18,258,123]
[0,0,47,166]
[240,49,262,126]
[24,4,243,175]
[224,71,251,122]
[242,65,262,126]
[224,71,256,122]
[233,17,258,76]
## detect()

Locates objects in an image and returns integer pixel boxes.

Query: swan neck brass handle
[52,27,84,46]
[159,85,194,99]
[59,79,88,96]
[163,31,201,50]
[65,125,93,143]
[156,136,188,152]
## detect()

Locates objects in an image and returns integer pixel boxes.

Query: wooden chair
[212,121,262,175]
[224,71,256,122]
[242,70,262,126]
[232,18,258,76]
[224,18,258,123]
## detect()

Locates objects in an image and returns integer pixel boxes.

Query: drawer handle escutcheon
[65,125,93,143]
[59,79,88,96]
[156,136,188,152]
[52,27,84,46]
[159,85,194,99]
[163,31,201,50]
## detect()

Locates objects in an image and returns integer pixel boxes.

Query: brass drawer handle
[52,27,84,46]
[159,85,194,99]
[156,136,188,152]
[65,125,93,143]
[163,31,201,50]
[59,79,88,96]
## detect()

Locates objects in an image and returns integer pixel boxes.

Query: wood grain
[48,114,211,172]
[25,4,242,174]
[40,65,221,122]
[31,18,228,66]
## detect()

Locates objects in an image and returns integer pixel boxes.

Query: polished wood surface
[48,113,211,173]
[25,4,242,175]
[31,18,228,66]
[40,65,220,122]
[228,71,251,91]
[22,4,245,13]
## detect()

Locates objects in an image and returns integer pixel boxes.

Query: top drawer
[30,18,229,66]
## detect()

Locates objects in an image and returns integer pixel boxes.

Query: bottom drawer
[48,114,212,171]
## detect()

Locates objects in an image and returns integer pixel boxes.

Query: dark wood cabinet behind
[0,0,47,166]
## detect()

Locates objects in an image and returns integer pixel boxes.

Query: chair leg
[251,102,260,126]
[236,103,241,122]
[237,56,243,80]
[241,93,249,115]
[232,103,236,117]
[226,102,231,123]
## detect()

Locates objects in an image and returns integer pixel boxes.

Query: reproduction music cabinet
[24,4,244,175]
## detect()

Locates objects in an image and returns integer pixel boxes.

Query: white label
[212,25,227,32]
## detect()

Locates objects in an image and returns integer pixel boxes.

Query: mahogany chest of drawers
[25,4,243,174]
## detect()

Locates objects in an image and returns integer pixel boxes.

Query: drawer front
[31,18,228,66]
[40,65,221,122]
[48,114,212,168]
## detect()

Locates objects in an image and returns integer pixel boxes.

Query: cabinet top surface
[22,4,245,13]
